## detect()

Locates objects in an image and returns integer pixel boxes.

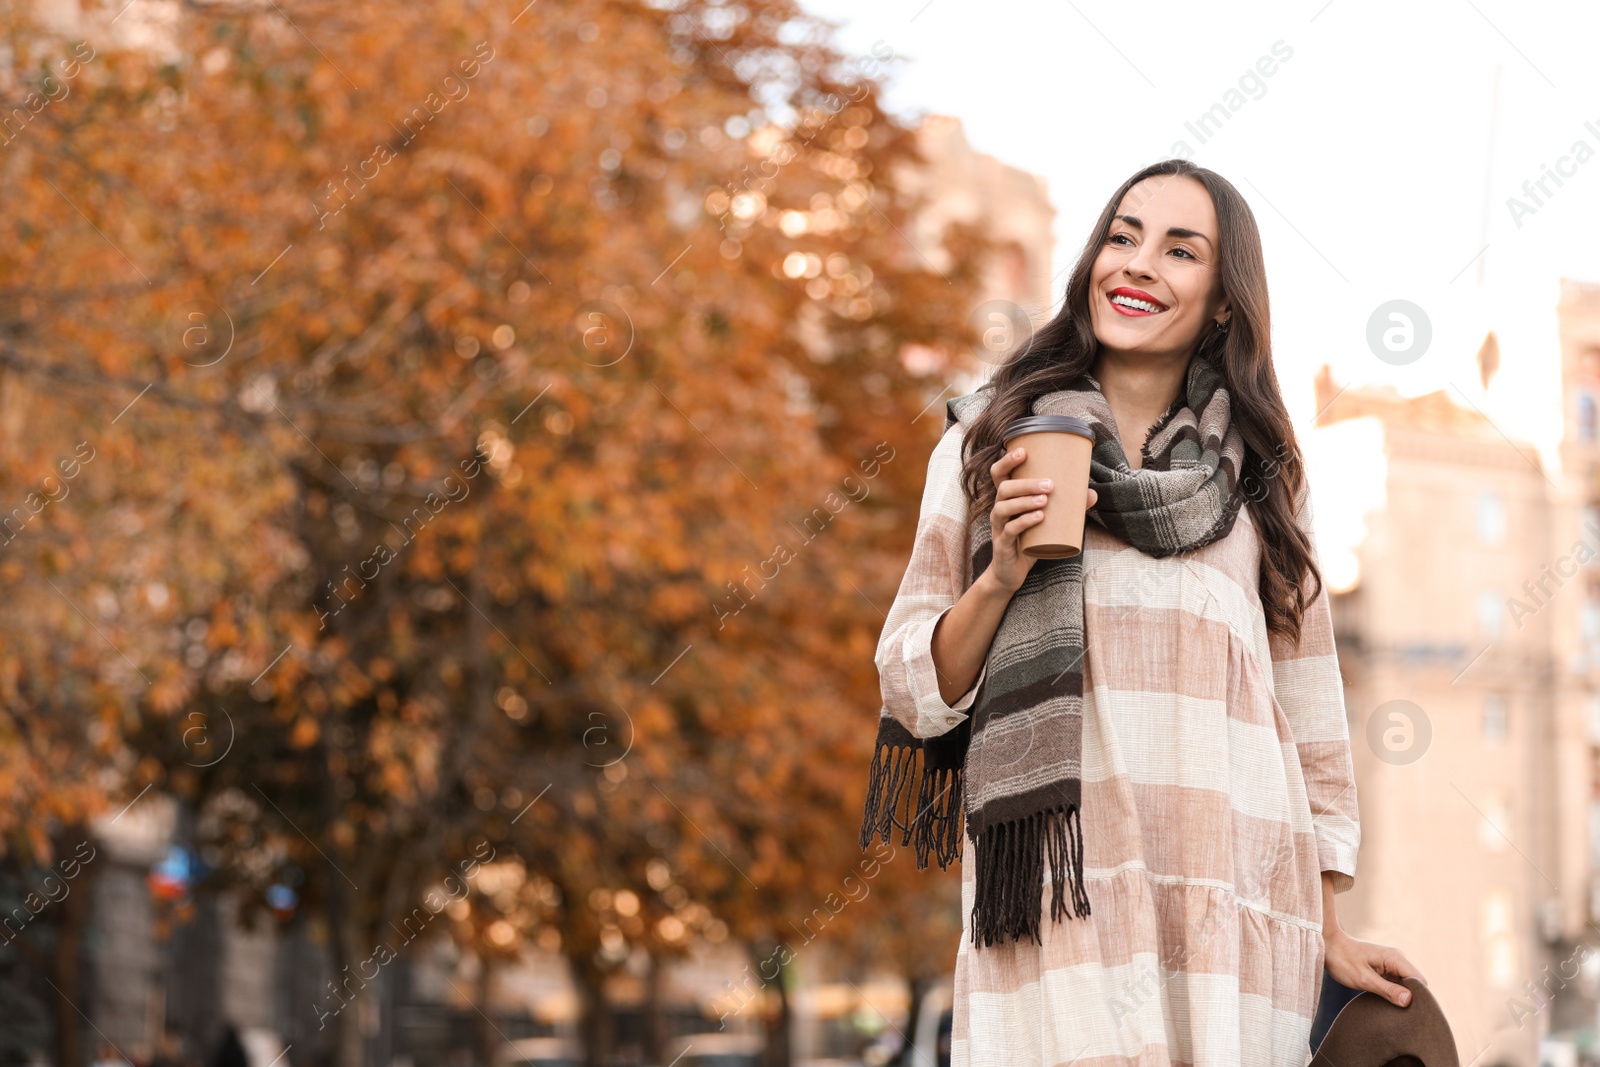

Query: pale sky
[794,0,1600,588]
[798,0,1600,478]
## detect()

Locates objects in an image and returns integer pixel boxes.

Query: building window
[1481,789,1510,851]
[1477,590,1504,641]
[1483,695,1508,742]
[1586,507,1600,573]
[1584,591,1600,668]
[1582,390,1599,442]
[1483,887,1517,989]
[1475,491,1506,546]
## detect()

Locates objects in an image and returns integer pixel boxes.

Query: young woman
[861,159,1425,1065]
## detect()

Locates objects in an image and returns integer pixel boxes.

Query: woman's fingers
[993,492,1050,520]
[1379,947,1426,986]
[996,494,1048,542]
[1325,935,1426,1009]
[1367,970,1412,1007]
[1002,511,1046,537]
[1362,946,1423,1006]
[989,446,1027,485]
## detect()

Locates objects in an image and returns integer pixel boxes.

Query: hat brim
[1307,976,1458,1067]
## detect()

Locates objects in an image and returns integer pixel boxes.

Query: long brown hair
[958,158,1323,645]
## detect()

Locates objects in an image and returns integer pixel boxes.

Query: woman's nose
[1125,251,1158,279]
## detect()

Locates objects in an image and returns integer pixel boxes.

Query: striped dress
[875,418,1360,1067]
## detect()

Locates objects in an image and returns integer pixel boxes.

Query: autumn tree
[0,2,1000,1066]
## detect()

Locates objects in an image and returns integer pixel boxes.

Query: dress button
[945,715,959,725]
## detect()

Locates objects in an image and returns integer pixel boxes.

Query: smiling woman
[859,159,1424,1066]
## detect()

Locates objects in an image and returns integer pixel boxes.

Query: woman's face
[1088,175,1229,363]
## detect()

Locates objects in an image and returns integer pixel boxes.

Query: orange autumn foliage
[0,0,1000,1060]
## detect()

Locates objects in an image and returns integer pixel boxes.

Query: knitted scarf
[858,352,1247,947]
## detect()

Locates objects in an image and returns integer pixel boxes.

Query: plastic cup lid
[1002,414,1095,443]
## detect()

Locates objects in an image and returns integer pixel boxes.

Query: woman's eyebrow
[1112,213,1214,247]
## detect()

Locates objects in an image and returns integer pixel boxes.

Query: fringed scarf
[858,351,1247,947]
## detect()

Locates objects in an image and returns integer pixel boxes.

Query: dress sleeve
[874,420,989,739]
[1268,476,1361,895]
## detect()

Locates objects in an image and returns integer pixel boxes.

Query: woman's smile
[1106,286,1169,316]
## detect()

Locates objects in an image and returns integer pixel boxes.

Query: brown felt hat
[1308,977,1458,1067]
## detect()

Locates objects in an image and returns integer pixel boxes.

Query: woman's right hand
[986,446,1098,595]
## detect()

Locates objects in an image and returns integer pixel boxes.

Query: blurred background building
[892,113,1057,319]
[887,114,1058,400]
[1305,279,1600,1067]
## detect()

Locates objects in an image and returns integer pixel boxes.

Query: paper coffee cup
[1002,415,1095,559]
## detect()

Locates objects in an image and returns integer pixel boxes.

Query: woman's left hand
[1323,929,1427,1008]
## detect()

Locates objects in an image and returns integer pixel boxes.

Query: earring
[1215,315,1231,332]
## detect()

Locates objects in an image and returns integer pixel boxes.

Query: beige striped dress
[875,418,1360,1067]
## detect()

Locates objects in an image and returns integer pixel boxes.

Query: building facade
[1312,280,1600,1066]
[885,113,1058,393]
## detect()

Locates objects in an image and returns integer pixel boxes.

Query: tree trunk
[570,950,611,1067]
[643,952,667,1067]
[899,975,933,1067]
[330,902,369,1067]
[474,954,497,1066]
[764,951,792,1067]
[50,830,96,1067]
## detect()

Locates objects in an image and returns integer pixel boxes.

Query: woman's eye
[1110,233,1196,260]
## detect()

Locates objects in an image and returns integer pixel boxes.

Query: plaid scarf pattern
[858,352,1248,947]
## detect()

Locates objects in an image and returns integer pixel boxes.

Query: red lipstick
[1107,287,1169,316]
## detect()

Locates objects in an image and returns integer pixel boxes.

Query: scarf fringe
[857,738,964,871]
[970,803,1090,948]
